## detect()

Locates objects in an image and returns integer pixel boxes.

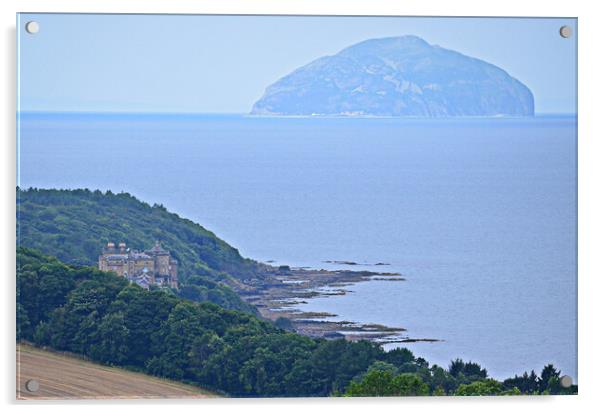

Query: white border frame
[2,1,600,412]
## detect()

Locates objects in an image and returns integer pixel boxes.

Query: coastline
[237,265,440,344]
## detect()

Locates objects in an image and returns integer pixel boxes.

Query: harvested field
[16,343,216,400]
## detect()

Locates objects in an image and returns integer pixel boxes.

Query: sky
[17,14,577,114]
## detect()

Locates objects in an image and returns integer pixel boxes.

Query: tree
[448,358,487,381]
[540,364,561,394]
[345,371,429,397]
[188,332,225,379]
[428,365,457,394]
[503,370,540,394]
[89,312,130,364]
[455,379,504,396]
[449,358,465,377]
[148,301,209,379]
[345,370,396,396]
[381,347,415,367]
[390,373,430,396]
[16,303,31,340]
[463,361,487,379]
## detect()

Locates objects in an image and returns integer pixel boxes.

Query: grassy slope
[17,343,217,399]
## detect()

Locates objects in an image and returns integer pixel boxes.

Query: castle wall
[98,256,128,277]
[155,254,170,276]
[128,258,155,276]
[169,260,178,279]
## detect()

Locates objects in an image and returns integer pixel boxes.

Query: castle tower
[98,241,128,276]
[99,242,116,268]
[103,242,116,253]
[148,241,170,276]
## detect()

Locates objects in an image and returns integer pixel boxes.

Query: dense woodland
[17,248,576,396]
[17,188,261,313]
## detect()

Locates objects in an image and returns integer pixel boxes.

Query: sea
[17,112,577,381]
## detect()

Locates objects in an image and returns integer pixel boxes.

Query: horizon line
[17,110,577,117]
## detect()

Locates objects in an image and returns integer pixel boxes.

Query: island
[251,35,534,117]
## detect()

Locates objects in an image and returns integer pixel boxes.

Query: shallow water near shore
[18,113,577,380]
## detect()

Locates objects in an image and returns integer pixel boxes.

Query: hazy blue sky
[18,14,576,114]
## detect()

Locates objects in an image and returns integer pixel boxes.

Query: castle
[98,241,178,289]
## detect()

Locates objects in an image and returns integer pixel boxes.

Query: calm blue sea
[18,113,577,380]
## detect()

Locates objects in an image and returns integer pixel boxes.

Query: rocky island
[251,35,534,117]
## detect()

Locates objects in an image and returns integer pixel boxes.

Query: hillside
[17,247,574,397]
[251,35,534,117]
[17,343,216,399]
[16,188,262,312]
[15,247,378,397]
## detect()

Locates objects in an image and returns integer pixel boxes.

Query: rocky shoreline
[237,266,440,345]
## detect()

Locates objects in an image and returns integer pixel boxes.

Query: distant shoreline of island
[17,110,577,119]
